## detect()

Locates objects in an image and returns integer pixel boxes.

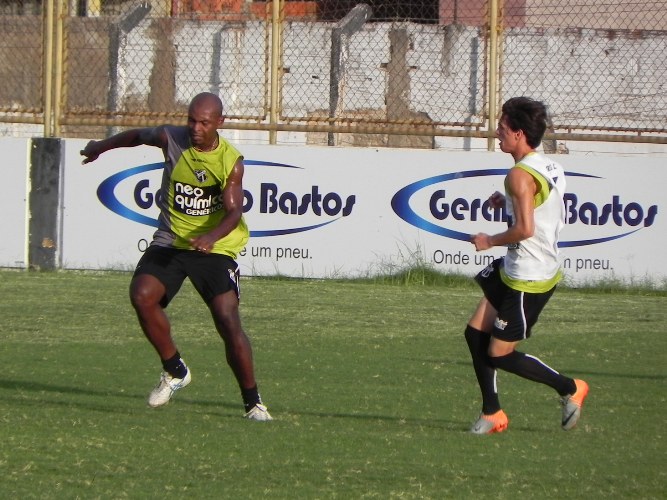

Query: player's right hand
[471,232,494,251]
[80,140,100,164]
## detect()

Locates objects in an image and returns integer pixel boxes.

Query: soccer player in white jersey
[81,93,272,421]
[465,97,588,434]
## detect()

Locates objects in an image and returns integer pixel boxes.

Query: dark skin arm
[81,126,240,254]
[190,159,245,254]
[80,127,167,164]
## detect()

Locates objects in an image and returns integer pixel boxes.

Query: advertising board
[1,139,29,268]
[60,141,664,284]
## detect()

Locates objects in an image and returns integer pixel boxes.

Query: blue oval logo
[97,160,349,237]
[97,163,162,228]
[390,169,645,248]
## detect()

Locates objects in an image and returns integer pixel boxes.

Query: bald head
[189,92,223,118]
[187,93,225,151]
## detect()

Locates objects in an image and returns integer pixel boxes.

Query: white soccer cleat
[470,409,509,435]
[147,367,192,407]
[561,379,589,430]
[243,403,273,421]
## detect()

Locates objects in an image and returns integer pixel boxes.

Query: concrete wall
[1,15,666,147]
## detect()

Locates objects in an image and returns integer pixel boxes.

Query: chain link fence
[501,0,667,135]
[1,0,666,145]
[0,0,43,131]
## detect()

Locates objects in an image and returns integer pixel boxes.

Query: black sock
[162,351,188,379]
[241,385,262,412]
[465,325,501,414]
[491,351,576,396]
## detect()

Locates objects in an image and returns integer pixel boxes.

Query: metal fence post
[487,0,500,151]
[53,0,65,137]
[43,0,54,137]
[269,0,282,145]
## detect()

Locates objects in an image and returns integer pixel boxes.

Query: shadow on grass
[404,358,667,381]
[0,378,240,414]
[0,378,473,430]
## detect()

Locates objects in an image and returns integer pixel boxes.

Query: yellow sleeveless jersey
[151,126,249,258]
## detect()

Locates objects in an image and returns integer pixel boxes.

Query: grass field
[1,269,665,499]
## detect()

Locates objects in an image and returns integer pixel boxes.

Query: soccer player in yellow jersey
[466,97,588,434]
[81,92,272,421]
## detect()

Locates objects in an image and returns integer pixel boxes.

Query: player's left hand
[488,191,505,208]
[190,235,217,254]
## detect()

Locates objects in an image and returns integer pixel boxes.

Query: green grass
[1,269,665,499]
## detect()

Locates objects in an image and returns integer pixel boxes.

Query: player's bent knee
[129,285,163,309]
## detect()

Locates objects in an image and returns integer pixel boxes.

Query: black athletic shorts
[474,257,556,342]
[133,245,241,308]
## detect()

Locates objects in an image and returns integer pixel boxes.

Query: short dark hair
[501,97,548,148]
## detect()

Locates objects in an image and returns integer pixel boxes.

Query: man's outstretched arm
[80,127,166,164]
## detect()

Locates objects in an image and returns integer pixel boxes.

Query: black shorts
[474,257,556,342]
[133,245,241,308]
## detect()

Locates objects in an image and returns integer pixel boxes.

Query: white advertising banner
[1,139,29,268]
[61,140,665,284]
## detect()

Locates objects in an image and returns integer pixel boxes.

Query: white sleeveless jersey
[503,152,566,283]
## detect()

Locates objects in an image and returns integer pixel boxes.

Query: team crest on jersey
[194,169,208,183]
